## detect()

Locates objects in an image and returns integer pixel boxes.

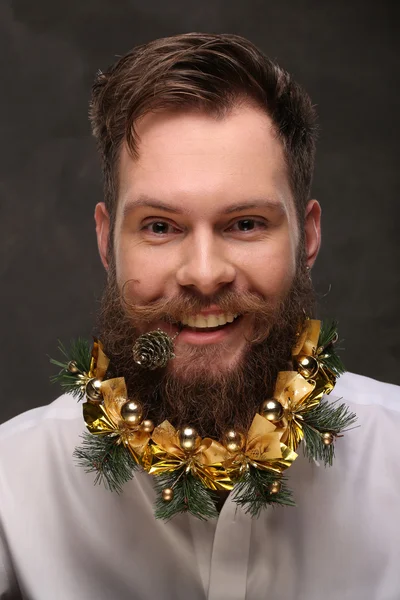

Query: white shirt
[0,372,399,600]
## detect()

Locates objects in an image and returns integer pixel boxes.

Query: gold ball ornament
[120,400,143,426]
[295,354,319,379]
[142,419,155,433]
[179,426,201,452]
[322,432,334,445]
[85,378,102,401]
[67,360,79,374]
[270,481,281,494]
[222,429,245,453]
[260,398,284,423]
[162,488,174,502]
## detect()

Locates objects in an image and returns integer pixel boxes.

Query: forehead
[117,106,296,222]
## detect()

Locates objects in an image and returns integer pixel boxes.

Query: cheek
[115,236,175,302]
[239,240,296,298]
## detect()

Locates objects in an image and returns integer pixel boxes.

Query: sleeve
[0,474,21,600]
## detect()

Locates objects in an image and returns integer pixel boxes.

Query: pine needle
[73,432,137,493]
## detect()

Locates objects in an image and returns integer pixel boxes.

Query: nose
[176,229,236,296]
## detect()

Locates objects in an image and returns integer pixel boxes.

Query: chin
[168,343,245,382]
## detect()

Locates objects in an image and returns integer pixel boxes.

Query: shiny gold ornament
[270,480,281,494]
[120,400,143,426]
[67,360,79,374]
[222,430,245,453]
[162,488,174,502]
[85,378,102,402]
[295,354,319,379]
[259,398,284,423]
[322,432,334,445]
[142,419,155,433]
[179,426,201,452]
[146,420,232,491]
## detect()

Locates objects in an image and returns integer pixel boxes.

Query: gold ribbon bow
[144,421,233,491]
[224,414,297,479]
[273,371,319,451]
[293,319,336,396]
[76,339,110,395]
[82,377,150,462]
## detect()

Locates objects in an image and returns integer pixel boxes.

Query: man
[0,33,399,600]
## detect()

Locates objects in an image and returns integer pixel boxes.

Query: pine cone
[132,330,175,369]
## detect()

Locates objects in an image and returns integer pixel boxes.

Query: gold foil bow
[293,319,336,396]
[76,339,110,395]
[224,414,297,479]
[273,371,319,450]
[83,377,150,462]
[144,421,233,491]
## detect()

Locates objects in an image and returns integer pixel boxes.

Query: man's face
[95,105,320,383]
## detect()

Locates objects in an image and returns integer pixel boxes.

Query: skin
[95,105,321,377]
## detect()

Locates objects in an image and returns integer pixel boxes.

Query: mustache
[121,282,281,343]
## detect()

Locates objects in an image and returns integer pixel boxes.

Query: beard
[96,254,315,440]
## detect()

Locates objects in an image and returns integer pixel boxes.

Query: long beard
[96,259,315,439]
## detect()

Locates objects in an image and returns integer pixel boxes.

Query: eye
[229,219,267,232]
[142,221,178,235]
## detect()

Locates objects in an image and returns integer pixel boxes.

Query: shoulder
[0,395,84,474]
[333,371,399,412]
[0,394,82,441]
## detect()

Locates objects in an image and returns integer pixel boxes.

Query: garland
[50,319,356,520]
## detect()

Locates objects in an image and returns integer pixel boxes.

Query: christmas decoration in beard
[50,318,357,520]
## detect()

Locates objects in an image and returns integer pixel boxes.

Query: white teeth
[205,315,220,327]
[180,313,240,328]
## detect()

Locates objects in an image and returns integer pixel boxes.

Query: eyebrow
[122,195,286,218]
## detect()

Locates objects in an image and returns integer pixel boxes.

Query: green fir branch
[49,338,92,398]
[302,399,358,466]
[153,469,219,521]
[232,467,295,517]
[318,321,345,377]
[73,432,138,493]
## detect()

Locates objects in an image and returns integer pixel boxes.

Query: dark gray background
[1,0,399,424]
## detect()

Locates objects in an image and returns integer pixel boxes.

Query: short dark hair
[90,32,318,228]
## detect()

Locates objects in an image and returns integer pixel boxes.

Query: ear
[94,202,110,270]
[304,199,321,268]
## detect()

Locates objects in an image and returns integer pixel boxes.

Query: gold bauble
[120,400,143,426]
[270,480,281,494]
[259,398,284,423]
[222,429,245,453]
[295,354,319,379]
[142,419,155,433]
[85,378,102,401]
[179,426,200,452]
[162,488,174,502]
[322,432,334,445]
[67,360,79,374]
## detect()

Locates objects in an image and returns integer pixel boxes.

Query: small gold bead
[322,432,334,445]
[85,378,102,401]
[162,488,174,502]
[67,360,79,374]
[295,354,319,379]
[270,481,281,494]
[179,426,200,452]
[142,419,154,433]
[120,400,143,426]
[222,429,245,453]
[259,398,284,423]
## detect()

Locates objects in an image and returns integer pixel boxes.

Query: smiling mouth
[177,314,242,333]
